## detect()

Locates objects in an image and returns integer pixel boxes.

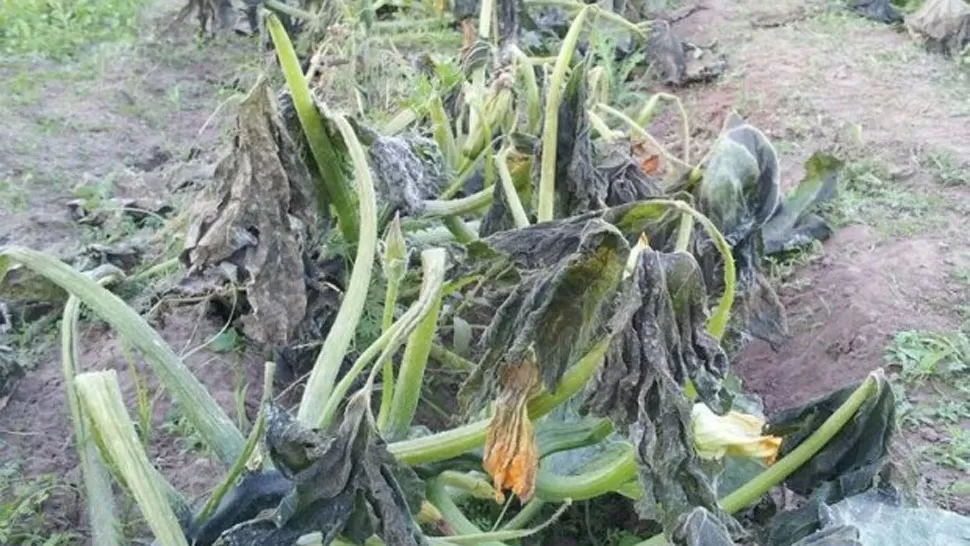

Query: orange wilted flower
[483,353,541,504]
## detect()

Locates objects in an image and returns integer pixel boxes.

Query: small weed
[162,410,210,455]
[824,159,945,236]
[927,427,970,472]
[0,173,32,212]
[921,150,969,187]
[0,0,147,58]
[886,330,970,382]
[0,463,78,546]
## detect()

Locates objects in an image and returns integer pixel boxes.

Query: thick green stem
[443,216,479,243]
[674,212,694,253]
[0,247,245,466]
[266,14,359,245]
[437,470,496,500]
[427,479,507,546]
[500,498,546,531]
[537,6,591,222]
[196,362,276,525]
[379,279,400,428]
[62,273,122,546]
[383,250,447,438]
[321,250,447,429]
[596,103,692,171]
[634,372,883,546]
[296,109,378,427]
[534,449,638,501]
[389,338,610,465]
[496,147,530,228]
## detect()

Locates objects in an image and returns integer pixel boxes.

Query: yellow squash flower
[691,403,782,465]
[483,354,541,504]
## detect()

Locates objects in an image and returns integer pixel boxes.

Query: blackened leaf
[587,250,741,543]
[673,507,737,546]
[532,60,609,219]
[762,153,843,256]
[906,0,970,57]
[853,0,903,24]
[595,141,664,207]
[462,218,628,410]
[181,80,317,346]
[766,373,896,505]
[695,115,787,347]
[369,134,450,215]
[217,398,427,545]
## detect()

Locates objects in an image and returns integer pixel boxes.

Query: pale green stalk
[437,470,496,500]
[496,147,530,228]
[635,371,883,546]
[525,0,645,38]
[379,215,408,430]
[674,212,694,253]
[428,501,572,545]
[429,95,458,167]
[1,247,244,465]
[62,274,121,546]
[384,108,419,134]
[383,251,447,437]
[509,45,542,133]
[596,103,692,171]
[534,448,637,501]
[296,108,379,427]
[320,249,447,429]
[196,362,276,525]
[266,14,359,244]
[443,216,479,243]
[76,371,188,546]
[427,479,506,546]
[500,498,546,531]
[389,338,610,465]
[537,6,592,222]
[588,109,618,141]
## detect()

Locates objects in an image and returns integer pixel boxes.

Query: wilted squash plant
[0,4,897,546]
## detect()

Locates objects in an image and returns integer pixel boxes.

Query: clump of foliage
[0,0,146,58]
[1,2,933,546]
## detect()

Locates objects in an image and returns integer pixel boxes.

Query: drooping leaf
[181,79,318,346]
[766,373,896,505]
[369,133,450,215]
[215,397,427,545]
[596,141,664,207]
[532,59,609,219]
[905,0,970,57]
[852,0,903,24]
[762,153,843,256]
[586,249,741,543]
[694,114,788,347]
[461,217,630,410]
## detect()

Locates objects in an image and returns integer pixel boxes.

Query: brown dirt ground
[2,0,970,542]
[674,0,970,513]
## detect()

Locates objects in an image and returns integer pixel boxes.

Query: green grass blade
[1,245,245,466]
[76,371,189,546]
[296,107,379,427]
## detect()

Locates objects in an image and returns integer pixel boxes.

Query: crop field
[1,0,970,545]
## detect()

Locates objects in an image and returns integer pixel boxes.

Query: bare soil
[2,0,970,542]
[674,0,970,513]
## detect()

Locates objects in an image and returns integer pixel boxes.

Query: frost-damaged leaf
[762,153,843,256]
[181,79,318,346]
[766,373,896,505]
[586,249,741,544]
[369,133,450,215]
[532,60,609,218]
[906,0,970,57]
[852,0,903,24]
[695,114,787,347]
[596,141,664,207]
[644,24,727,86]
[461,217,628,411]
[215,397,427,545]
